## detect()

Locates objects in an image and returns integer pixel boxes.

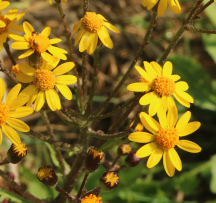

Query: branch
[185,25,216,34]
[3,42,17,66]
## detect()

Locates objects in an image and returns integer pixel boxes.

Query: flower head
[81,194,102,203]
[73,12,120,54]
[99,171,119,191]
[127,61,194,116]
[42,0,67,4]
[18,60,77,112]
[142,0,181,16]
[118,144,132,156]
[0,0,10,27]
[11,21,67,64]
[0,79,33,145]
[0,7,24,50]
[7,143,27,164]
[128,106,201,177]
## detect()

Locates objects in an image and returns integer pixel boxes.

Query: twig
[192,0,214,18]
[55,185,76,202]
[81,52,88,112]
[3,42,16,66]
[0,60,18,84]
[76,172,89,199]
[0,169,46,203]
[41,110,66,175]
[185,25,216,34]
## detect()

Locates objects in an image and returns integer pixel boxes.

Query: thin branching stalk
[76,172,89,199]
[3,42,16,66]
[55,185,76,202]
[41,110,66,175]
[185,25,216,34]
[193,0,214,18]
[92,11,158,117]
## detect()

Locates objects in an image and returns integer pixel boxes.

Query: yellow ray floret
[73,12,120,55]
[18,60,77,112]
[0,79,33,146]
[142,0,181,16]
[0,0,10,27]
[128,105,201,177]
[127,61,194,116]
[11,21,67,64]
[0,7,24,50]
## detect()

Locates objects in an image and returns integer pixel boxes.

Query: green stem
[185,25,216,34]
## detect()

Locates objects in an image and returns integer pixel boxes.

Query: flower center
[12,65,22,74]
[29,34,50,53]
[151,76,175,97]
[0,16,11,34]
[37,167,53,181]
[154,128,179,151]
[0,103,10,126]
[82,12,104,33]
[12,143,27,157]
[33,70,55,91]
[81,194,102,203]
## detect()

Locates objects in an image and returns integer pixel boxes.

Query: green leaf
[210,155,216,193]
[45,142,60,168]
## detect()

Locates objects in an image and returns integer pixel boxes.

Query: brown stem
[41,110,66,175]
[81,52,88,112]
[3,42,16,66]
[0,169,46,203]
[0,60,18,84]
[76,172,89,199]
[81,187,101,198]
[185,25,216,34]
[192,0,214,18]
[111,155,121,169]
[0,158,9,165]
[55,185,76,202]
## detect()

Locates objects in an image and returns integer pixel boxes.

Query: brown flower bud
[37,165,58,188]
[118,144,132,156]
[125,152,141,167]
[85,148,104,172]
[7,143,27,164]
[99,171,119,191]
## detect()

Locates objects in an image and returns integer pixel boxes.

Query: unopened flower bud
[99,171,119,191]
[125,152,141,167]
[118,144,132,156]
[85,148,104,172]
[37,165,58,188]
[130,121,144,132]
[7,143,27,164]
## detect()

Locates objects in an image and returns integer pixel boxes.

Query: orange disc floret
[151,76,175,97]
[33,70,55,91]
[0,16,11,34]
[0,103,10,126]
[29,34,51,53]
[12,65,22,74]
[81,194,102,203]
[82,12,104,33]
[154,128,179,151]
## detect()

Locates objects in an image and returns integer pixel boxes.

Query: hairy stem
[76,172,89,199]
[55,185,76,202]
[3,42,16,66]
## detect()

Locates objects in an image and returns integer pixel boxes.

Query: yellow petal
[18,49,34,59]
[0,1,10,11]
[55,75,77,85]
[74,28,86,46]
[2,124,21,145]
[143,61,158,78]
[46,89,60,111]
[167,97,178,128]
[136,142,158,158]
[175,90,194,103]
[150,61,162,76]
[18,64,36,76]
[135,66,154,82]
[173,92,190,108]
[10,107,33,118]
[168,0,181,14]
[73,20,82,33]
[86,33,98,55]
[16,73,33,83]
[139,92,157,105]
[158,0,168,16]
[41,52,55,64]
[149,96,162,116]
[175,81,189,91]
[7,117,30,132]
[23,21,34,37]
[14,12,25,21]
[47,46,67,60]
[5,7,17,20]
[34,91,45,112]
[20,85,37,98]
[177,140,201,153]
[176,111,191,130]
[0,78,5,103]
[97,14,107,21]
[127,82,150,92]
[168,148,182,171]
[163,150,175,177]
[11,42,31,50]
[128,132,154,143]
[103,22,120,33]
[53,62,75,75]
[97,26,113,49]
[7,95,29,110]
[10,24,24,32]
[178,122,201,137]
[41,27,51,37]
[27,89,38,106]
[147,148,163,168]
[170,74,180,81]
[49,38,62,44]
[6,83,21,105]
[157,107,167,129]
[8,32,25,41]
[139,112,161,134]
[55,84,72,100]
[79,31,93,52]
[163,61,173,77]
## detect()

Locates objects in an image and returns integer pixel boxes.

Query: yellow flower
[18,60,77,112]
[127,61,194,116]
[128,106,201,177]
[12,64,33,83]
[42,0,67,4]
[73,12,120,54]
[0,0,10,27]
[81,194,102,203]
[142,0,181,16]
[11,21,67,64]
[0,8,24,50]
[0,79,33,145]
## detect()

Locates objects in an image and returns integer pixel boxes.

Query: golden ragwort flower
[128,106,201,177]
[0,79,33,145]
[42,0,67,4]
[142,0,181,16]
[127,61,194,116]
[0,0,10,27]
[0,7,24,50]
[73,12,120,55]
[11,21,67,64]
[18,60,77,112]
[81,194,102,203]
